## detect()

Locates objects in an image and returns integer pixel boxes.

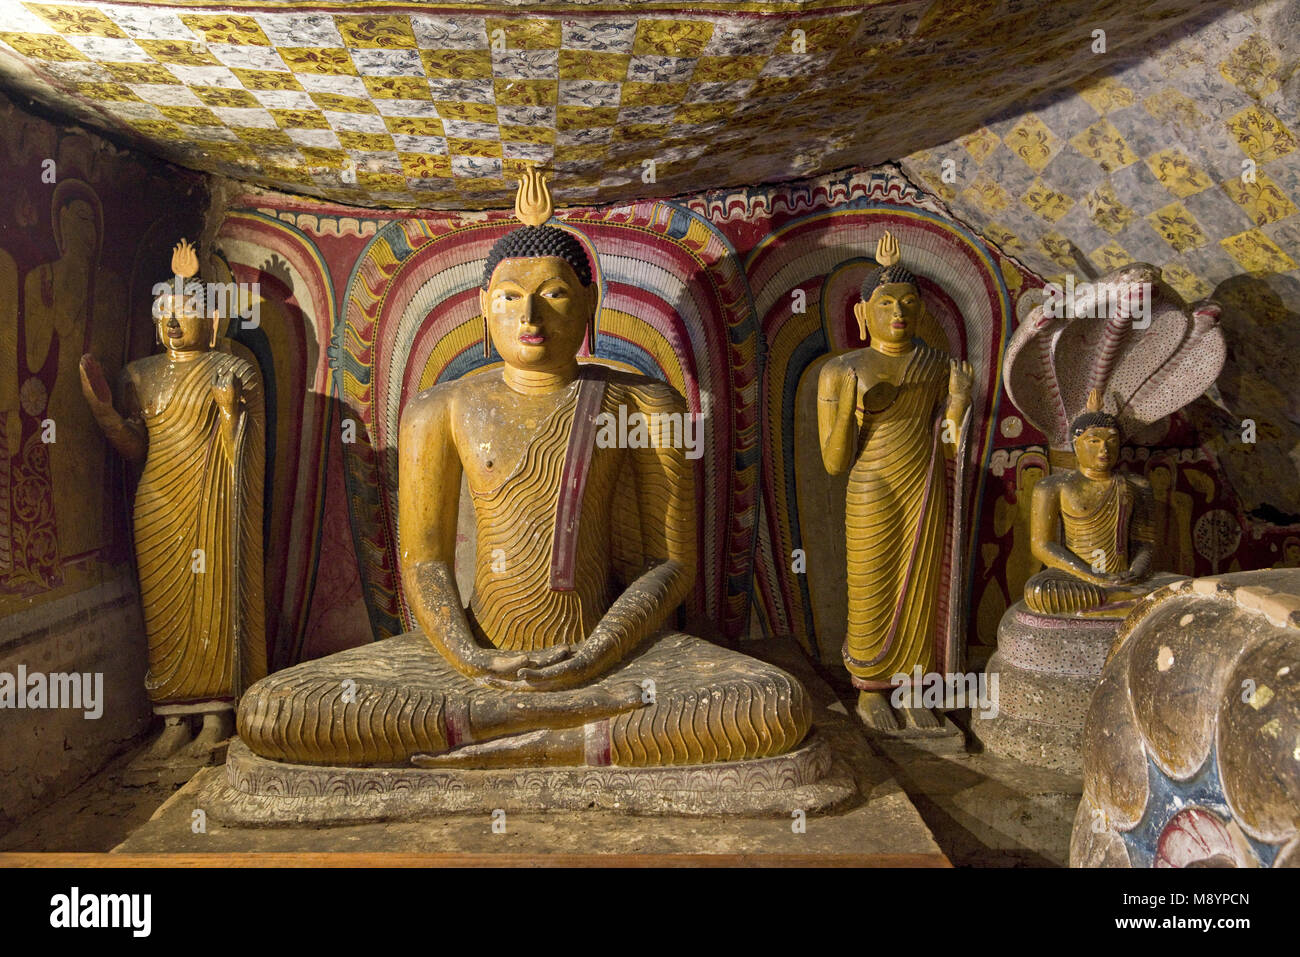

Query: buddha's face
[481,257,593,372]
[856,281,921,345]
[57,199,96,261]
[1019,466,1045,498]
[154,294,213,353]
[1074,426,1120,473]
[1149,465,1172,494]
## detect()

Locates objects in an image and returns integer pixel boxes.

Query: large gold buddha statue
[1025,389,1170,618]
[80,239,267,760]
[817,232,973,733]
[235,167,810,769]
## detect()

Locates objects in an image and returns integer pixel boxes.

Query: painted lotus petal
[1155,807,1242,868]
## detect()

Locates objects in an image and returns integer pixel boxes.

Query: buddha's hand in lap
[1109,568,1149,587]
[513,643,613,692]
[474,645,576,685]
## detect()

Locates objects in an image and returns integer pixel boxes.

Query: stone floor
[0,737,181,854]
[870,714,1081,866]
[0,642,1081,865]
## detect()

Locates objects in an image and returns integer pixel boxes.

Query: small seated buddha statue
[235,166,811,769]
[1024,390,1174,618]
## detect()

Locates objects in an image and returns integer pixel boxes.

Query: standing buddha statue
[79,239,267,760]
[817,231,973,733]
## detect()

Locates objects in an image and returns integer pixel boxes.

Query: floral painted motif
[1070,119,1139,173]
[1148,202,1209,253]
[1226,106,1297,163]
[180,14,271,47]
[1022,179,1073,222]
[1220,173,1300,226]
[1219,228,1298,274]
[1145,149,1214,198]
[1004,114,1059,172]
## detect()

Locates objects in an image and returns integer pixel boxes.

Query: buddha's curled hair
[861,263,918,301]
[482,225,593,289]
[1070,388,1122,439]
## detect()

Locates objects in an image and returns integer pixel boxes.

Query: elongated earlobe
[209,315,218,349]
[483,313,491,359]
[854,300,870,341]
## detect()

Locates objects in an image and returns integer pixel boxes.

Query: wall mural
[901,0,1300,533]
[0,91,204,615]
[215,163,1299,671]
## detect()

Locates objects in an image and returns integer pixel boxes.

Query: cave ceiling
[0,0,1241,210]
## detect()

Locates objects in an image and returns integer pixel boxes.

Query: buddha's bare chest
[455,387,622,493]
[129,359,217,420]
[845,351,910,393]
[1060,476,1130,518]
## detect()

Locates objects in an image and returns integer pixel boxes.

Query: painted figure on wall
[80,239,267,761]
[817,231,973,733]
[1147,455,1195,576]
[1,246,16,581]
[1,180,125,592]
[977,451,1048,644]
[24,181,123,562]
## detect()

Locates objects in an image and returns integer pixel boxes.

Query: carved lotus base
[200,733,854,825]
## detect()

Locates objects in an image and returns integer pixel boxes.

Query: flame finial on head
[1086,388,1103,414]
[861,229,918,300]
[875,231,901,267]
[515,163,552,227]
[171,238,199,280]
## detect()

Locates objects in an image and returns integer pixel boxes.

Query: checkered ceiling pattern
[0,0,1228,209]
[901,0,1299,306]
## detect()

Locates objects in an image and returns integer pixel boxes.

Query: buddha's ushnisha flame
[171,238,198,280]
[515,163,552,227]
[861,229,918,300]
[875,230,901,267]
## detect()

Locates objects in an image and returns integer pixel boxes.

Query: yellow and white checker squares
[0,2,875,208]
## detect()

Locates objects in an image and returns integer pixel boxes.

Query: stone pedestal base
[201,734,853,825]
[111,641,946,863]
[972,602,1120,774]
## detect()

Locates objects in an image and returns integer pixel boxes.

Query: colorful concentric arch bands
[338,201,760,640]
[747,201,1013,650]
[214,209,338,668]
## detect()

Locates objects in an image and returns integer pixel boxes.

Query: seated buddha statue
[236,166,811,769]
[1024,390,1175,618]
